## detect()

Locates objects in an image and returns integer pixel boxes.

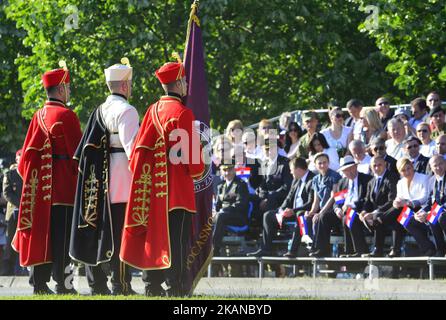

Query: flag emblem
[427,202,443,225]
[397,205,414,227]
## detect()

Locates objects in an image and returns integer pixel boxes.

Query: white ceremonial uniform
[101,94,139,203]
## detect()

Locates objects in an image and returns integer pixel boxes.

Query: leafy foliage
[354,0,446,97]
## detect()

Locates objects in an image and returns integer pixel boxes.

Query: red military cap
[155,62,185,84]
[42,68,70,88]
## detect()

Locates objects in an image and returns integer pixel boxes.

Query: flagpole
[184,0,200,58]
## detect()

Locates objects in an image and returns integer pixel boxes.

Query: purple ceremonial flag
[183,1,213,295]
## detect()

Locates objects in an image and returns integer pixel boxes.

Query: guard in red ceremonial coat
[13,62,82,294]
[120,59,204,296]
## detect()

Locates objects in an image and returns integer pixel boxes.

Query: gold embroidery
[154,152,166,158]
[43,194,51,201]
[155,140,165,148]
[41,154,51,160]
[155,162,166,168]
[42,185,51,191]
[155,182,167,188]
[155,172,167,177]
[84,164,99,228]
[21,169,39,228]
[40,164,51,170]
[156,192,167,198]
[132,164,152,227]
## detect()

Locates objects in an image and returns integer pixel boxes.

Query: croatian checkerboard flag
[236,166,251,181]
[397,205,414,227]
[297,215,308,236]
[345,207,357,229]
[334,189,348,205]
[427,202,443,225]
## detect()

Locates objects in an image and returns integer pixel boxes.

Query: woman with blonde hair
[225,119,244,147]
[390,158,435,256]
[358,107,386,146]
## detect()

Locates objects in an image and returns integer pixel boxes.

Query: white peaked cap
[104,64,133,82]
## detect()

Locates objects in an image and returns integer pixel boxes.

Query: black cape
[69,107,113,265]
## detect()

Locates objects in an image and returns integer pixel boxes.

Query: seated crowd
[211,92,446,258]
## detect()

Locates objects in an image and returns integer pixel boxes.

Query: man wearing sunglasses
[403,136,430,174]
[375,97,394,130]
[369,137,398,176]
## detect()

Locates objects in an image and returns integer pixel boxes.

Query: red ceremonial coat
[120,95,204,270]
[12,101,82,266]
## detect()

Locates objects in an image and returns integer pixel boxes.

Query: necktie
[374,177,381,195]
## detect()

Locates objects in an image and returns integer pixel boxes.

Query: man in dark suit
[403,136,430,174]
[247,157,314,257]
[370,137,398,176]
[334,156,373,257]
[418,155,446,256]
[256,139,293,216]
[360,156,399,257]
[212,162,250,256]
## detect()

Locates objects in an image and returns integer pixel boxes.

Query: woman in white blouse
[416,122,436,158]
[284,122,302,159]
[393,158,436,256]
[321,107,352,157]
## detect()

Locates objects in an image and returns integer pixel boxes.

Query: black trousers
[29,205,73,291]
[405,218,436,254]
[312,210,342,255]
[85,203,132,293]
[343,215,370,255]
[262,210,305,252]
[430,213,446,254]
[2,210,19,275]
[143,209,191,296]
[213,208,247,252]
[373,210,405,252]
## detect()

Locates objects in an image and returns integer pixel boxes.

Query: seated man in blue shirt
[307,153,342,257]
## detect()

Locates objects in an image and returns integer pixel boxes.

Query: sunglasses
[417,129,428,133]
[334,114,344,119]
[429,99,439,102]
[373,146,385,152]
[289,128,299,132]
[378,102,389,106]
[261,126,273,130]
[406,144,419,150]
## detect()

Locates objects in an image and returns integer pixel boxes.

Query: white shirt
[396,172,430,207]
[321,126,352,150]
[345,175,359,208]
[356,154,372,175]
[308,147,340,172]
[101,94,140,203]
[386,139,405,160]
[293,171,309,208]
[420,140,436,158]
[286,142,299,159]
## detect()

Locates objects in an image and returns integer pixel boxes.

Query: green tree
[354,0,446,98]
[0,2,28,154]
[4,0,396,134]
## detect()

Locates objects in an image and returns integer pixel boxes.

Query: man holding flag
[333,156,372,257]
[418,155,446,256]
